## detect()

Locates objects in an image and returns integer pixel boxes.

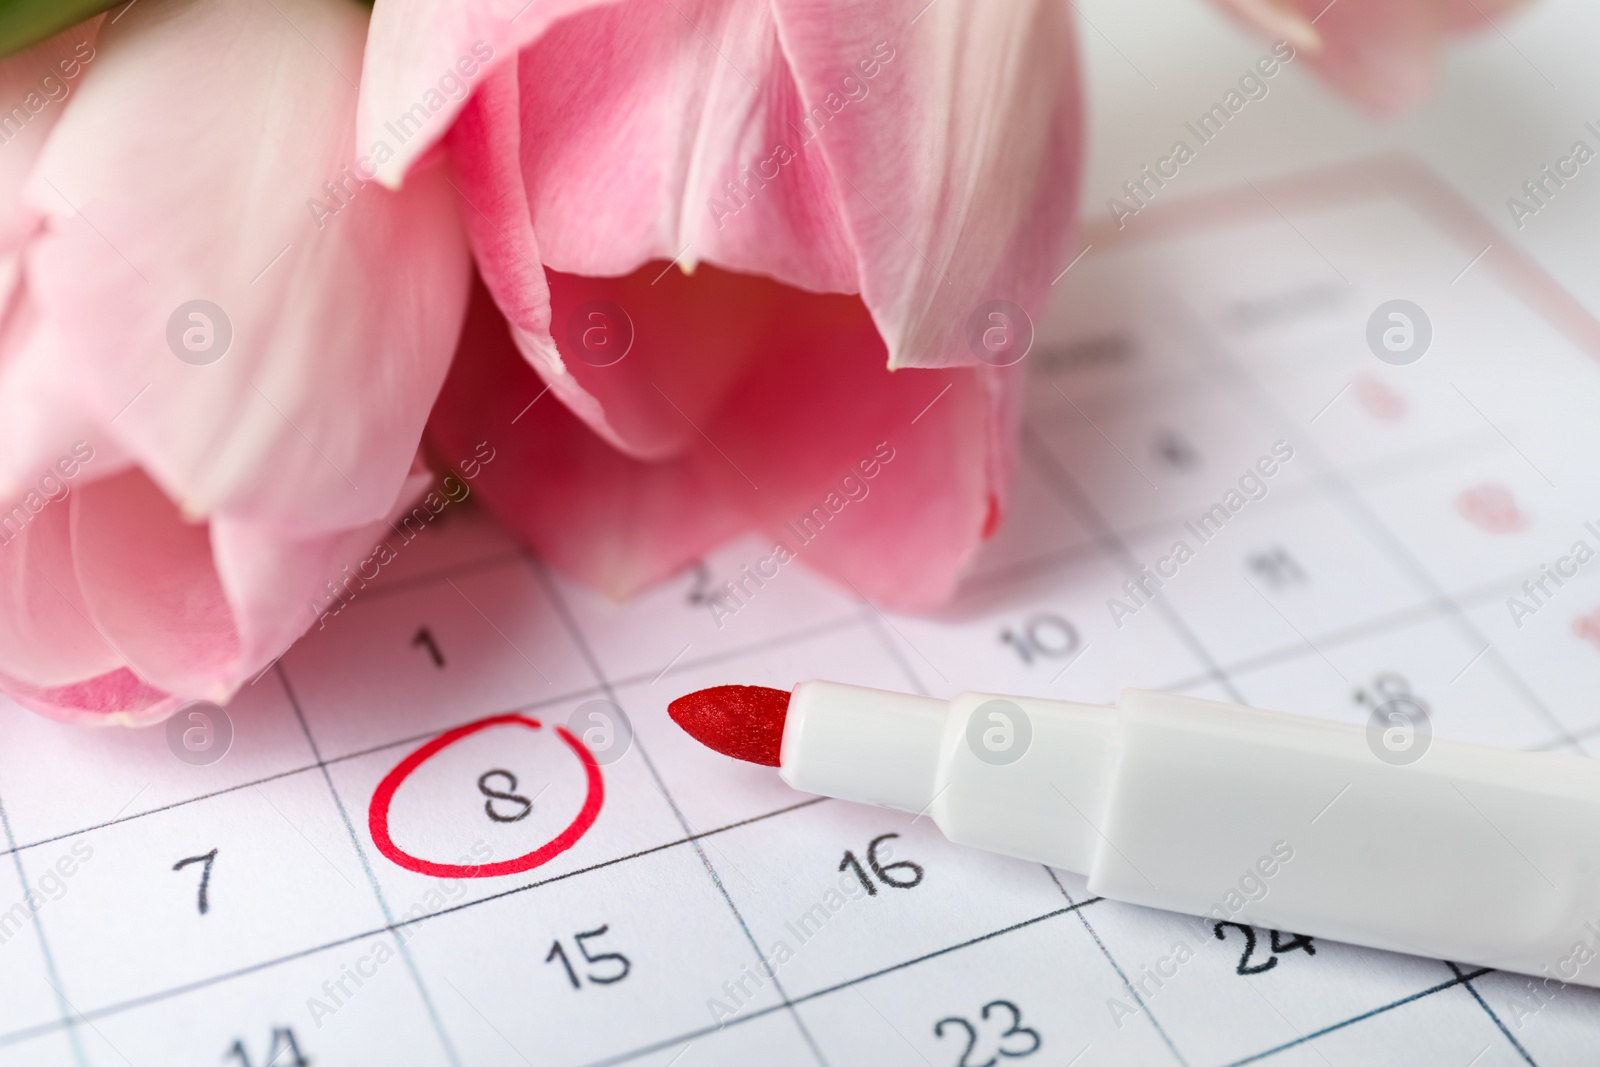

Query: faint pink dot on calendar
[1354,374,1408,421]
[1455,483,1528,535]
[368,713,605,878]
[1574,608,1600,651]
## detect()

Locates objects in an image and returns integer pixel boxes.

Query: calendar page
[4,156,1600,1067]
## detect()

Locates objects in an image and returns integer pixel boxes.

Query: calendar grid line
[1447,962,1539,1066]
[1174,303,1582,751]
[965,422,1504,603]
[325,543,530,610]
[0,763,319,862]
[275,663,465,1067]
[0,796,835,1052]
[0,789,88,1066]
[581,901,1101,1067]
[859,603,934,697]
[1176,298,1581,1061]
[524,552,835,1067]
[1019,425,1246,706]
[1220,967,1494,1067]
[0,526,1562,888]
[1045,866,1191,1067]
[1155,574,1510,692]
[0,610,875,864]
[1023,354,1531,1067]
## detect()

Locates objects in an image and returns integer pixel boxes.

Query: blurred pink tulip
[1214,0,1533,115]
[366,0,1082,608]
[0,0,470,722]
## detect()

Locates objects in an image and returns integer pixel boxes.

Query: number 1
[412,627,445,667]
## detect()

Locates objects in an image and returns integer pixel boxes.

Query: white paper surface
[3,163,1598,1066]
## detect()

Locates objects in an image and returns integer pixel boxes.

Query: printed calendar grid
[0,440,1578,1066]
[0,418,1587,1065]
[2,163,1598,1065]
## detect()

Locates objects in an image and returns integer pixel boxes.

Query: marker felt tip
[669,681,1600,988]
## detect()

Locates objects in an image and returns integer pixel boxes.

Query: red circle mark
[368,713,604,878]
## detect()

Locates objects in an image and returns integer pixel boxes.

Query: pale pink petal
[209,459,436,672]
[0,454,436,721]
[446,2,860,460]
[0,19,99,285]
[18,0,470,537]
[0,487,121,688]
[358,0,624,188]
[0,19,122,502]
[430,274,1017,609]
[428,277,748,596]
[1213,0,1533,115]
[498,0,859,291]
[0,667,177,727]
[769,0,1081,368]
[70,469,240,700]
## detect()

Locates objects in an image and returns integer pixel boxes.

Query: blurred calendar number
[1246,546,1306,590]
[1351,671,1426,714]
[173,848,218,916]
[225,1027,309,1067]
[684,559,717,607]
[1153,429,1199,471]
[1213,922,1316,976]
[839,832,924,895]
[411,626,446,668]
[934,999,1041,1066]
[999,613,1081,666]
[546,925,631,989]
[476,769,534,823]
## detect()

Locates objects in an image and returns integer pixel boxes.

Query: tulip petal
[1213,0,1532,115]
[0,452,436,722]
[491,0,859,292]
[70,469,240,700]
[457,0,1082,369]
[430,273,1017,609]
[0,487,121,688]
[0,667,177,727]
[0,19,119,502]
[428,276,748,596]
[358,0,624,188]
[208,458,437,673]
[768,0,1081,369]
[445,1,861,458]
[18,0,470,538]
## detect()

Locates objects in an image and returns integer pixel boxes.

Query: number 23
[934,999,1040,1066]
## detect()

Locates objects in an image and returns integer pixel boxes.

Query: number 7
[173,848,217,915]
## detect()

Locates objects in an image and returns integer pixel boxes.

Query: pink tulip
[0,0,470,722]
[0,0,1515,726]
[1215,0,1533,115]
[364,0,1082,608]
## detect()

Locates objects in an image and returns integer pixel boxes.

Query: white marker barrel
[779,680,1600,987]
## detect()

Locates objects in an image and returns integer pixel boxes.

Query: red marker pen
[670,680,1600,990]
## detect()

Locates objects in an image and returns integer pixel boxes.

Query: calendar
[3,156,1599,1066]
